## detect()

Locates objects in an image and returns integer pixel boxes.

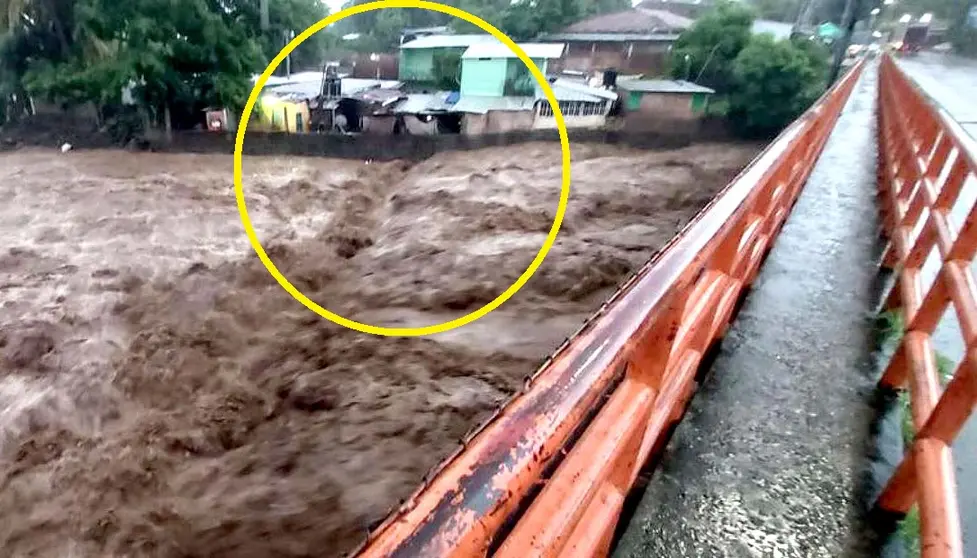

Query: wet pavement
[898,52,977,138]
[614,69,888,556]
[897,51,977,551]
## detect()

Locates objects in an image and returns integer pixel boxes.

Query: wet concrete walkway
[614,68,887,556]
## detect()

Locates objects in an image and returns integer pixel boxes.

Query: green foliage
[790,35,831,85]
[728,33,824,137]
[668,2,756,92]
[432,50,461,90]
[1,0,336,129]
[949,2,977,57]
[898,505,921,557]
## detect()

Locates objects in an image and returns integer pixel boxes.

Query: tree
[948,2,977,57]
[432,50,461,89]
[728,33,824,136]
[668,1,756,92]
[23,0,265,132]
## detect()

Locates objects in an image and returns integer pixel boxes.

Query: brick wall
[555,41,671,76]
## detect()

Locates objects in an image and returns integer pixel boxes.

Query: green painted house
[398,34,495,83]
[616,79,715,121]
[459,42,566,97]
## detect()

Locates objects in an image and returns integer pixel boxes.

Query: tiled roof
[542,79,619,102]
[451,96,535,114]
[562,8,693,34]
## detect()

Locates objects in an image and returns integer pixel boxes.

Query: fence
[350,61,865,557]
[876,54,977,558]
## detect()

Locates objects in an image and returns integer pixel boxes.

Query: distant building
[455,42,566,134]
[400,26,452,45]
[398,34,497,84]
[752,19,795,41]
[542,8,693,76]
[634,0,714,19]
[534,78,618,130]
[616,79,714,129]
[459,43,565,97]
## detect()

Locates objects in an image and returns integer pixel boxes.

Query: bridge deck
[614,67,890,556]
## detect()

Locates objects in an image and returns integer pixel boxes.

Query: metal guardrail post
[350,60,866,558]
[875,53,976,558]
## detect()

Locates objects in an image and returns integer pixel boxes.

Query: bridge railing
[351,61,865,558]
[876,54,977,558]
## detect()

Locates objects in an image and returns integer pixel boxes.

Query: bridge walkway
[614,64,893,557]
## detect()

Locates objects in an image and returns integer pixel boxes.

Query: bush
[728,34,826,138]
[668,1,755,92]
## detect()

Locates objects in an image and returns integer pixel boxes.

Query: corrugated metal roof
[400,34,496,49]
[544,78,618,102]
[616,79,715,94]
[541,32,680,42]
[561,8,692,34]
[451,96,535,114]
[462,42,565,59]
[392,92,458,114]
[262,78,402,101]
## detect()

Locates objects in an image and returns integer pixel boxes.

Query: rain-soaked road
[898,51,977,551]
[898,52,977,138]
[615,66,885,557]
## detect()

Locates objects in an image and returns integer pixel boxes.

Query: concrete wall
[361,115,397,135]
[462,110,535,135]
[1,113,735,161]
[252,96,310,133]
[403,115,439,135]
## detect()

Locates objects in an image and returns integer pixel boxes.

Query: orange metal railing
[875,54,977,558]
[351,61,866,558]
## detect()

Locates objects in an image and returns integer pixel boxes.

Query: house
[616,79,714,129]
[454,42,566,135]
[400,26,452,45]
[398,34,497,84]
[459,42,565,97]
[533,78,618,130]
[634,0,714,19]
[250,92,311,133]
[542,8,693,76]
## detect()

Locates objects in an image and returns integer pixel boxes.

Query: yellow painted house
[250,93,310,133]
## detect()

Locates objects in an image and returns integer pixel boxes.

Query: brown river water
[0,141,759,556]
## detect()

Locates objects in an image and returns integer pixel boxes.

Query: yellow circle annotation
[234,0,571,337]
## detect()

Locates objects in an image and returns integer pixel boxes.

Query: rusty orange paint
[875,54,975,558]
[350,60,866,558]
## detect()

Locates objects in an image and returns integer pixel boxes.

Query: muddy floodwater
[0,141,760,557]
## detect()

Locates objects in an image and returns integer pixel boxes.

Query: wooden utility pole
[260,0,270,31]
[828,0,863,85]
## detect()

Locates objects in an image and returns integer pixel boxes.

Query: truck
[892,22,929,55]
